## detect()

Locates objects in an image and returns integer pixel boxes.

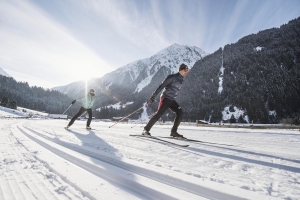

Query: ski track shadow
[196,143,300,165]
[18,125,208,200]
[152,126,300,137]
[20,126,140,195]
[187,146,300,173]
[67,129,110,148]
[204,129,300,137]
[196,129,300,137]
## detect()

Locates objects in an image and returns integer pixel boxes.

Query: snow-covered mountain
[53,43,208,105]
[102,43,208,93]
[0,67,11,77]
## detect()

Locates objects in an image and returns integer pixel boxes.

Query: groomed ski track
[13,122,244,200]
[2,119,299,199]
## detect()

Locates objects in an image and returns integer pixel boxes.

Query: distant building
[196,120,209,124]
[48,114,67,119]
[100,119,112,122]
[111,117,129,122]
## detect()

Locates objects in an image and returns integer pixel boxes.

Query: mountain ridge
[0,67,11,78]
[53,43,208,104]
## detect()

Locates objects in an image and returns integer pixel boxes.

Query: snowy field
[1,110,300,199]
[0,106,48,118]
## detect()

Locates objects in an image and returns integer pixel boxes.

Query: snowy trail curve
[18,123,246,200]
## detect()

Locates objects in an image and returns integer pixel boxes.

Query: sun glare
[85,78,88,96]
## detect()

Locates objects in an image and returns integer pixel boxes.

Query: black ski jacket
[151,72,184,100]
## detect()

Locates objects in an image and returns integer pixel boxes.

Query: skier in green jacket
[66,89,96,130]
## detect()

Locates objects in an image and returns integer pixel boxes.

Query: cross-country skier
[65,89,96,130]
[142,63,189,138]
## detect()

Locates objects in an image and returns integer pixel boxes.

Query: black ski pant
[144,97,183,132]
[68,107,92,127]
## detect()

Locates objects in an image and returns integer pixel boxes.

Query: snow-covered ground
[1,109,300,199]
[0,106,48,118]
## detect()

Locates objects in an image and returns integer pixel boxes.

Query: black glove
[147,96,155,104]
[71,100,76,104]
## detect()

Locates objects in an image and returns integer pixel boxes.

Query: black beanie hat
[179,63,188,71]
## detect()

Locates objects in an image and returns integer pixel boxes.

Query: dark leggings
[68,107,92,127]
[144,97,183,132]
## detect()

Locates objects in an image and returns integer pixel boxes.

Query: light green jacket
[76,93,96,109]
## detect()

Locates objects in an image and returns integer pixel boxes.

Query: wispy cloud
[0,0,111,88]
[78,0,169,50]
[220,1,249,46]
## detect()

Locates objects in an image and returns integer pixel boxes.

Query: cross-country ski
[130,134,189,147]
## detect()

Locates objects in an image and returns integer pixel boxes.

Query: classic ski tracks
[17,124,246,200]
[157,136,239,147]
[130,134,189,147]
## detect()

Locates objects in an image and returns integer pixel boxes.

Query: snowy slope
[1,107,300,199]
[0,106,48,118]
[102,43,208,93]
[0,67,11,77]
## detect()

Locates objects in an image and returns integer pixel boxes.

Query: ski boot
[86,126,92,130]
[170,131,185,139]
[142,129,151,136]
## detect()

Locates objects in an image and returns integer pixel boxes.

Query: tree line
[0,75,81,116]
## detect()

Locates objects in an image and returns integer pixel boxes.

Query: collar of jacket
[177,72,184,78]
[88,93,95,97]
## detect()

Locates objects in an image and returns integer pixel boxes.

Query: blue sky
[0,0,300,88]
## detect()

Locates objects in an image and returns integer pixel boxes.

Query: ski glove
[147,96,155,104]
[71,100,76,104]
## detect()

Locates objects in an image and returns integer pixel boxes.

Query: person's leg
[86,108,92,127]
[68,107,86,127]
[144,97,172,131]
[169,101,183,133]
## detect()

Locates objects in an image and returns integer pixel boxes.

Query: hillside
[178,17,300,123]
[0,75,79,115]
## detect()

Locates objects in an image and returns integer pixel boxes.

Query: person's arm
[71,96,85,104]
[147,75,173,103]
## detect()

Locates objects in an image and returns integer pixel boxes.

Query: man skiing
[65,89,96,130]
[142,63,189,138]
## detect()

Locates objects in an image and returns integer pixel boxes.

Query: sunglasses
[183,68,189,72]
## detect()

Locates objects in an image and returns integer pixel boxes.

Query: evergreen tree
[0,96,8,107]
[229,114,236,123]
[7,99,17,109]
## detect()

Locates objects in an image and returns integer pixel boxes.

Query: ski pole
[109,104,147,128]
[79,111,87,118]
[131,112,157,128]
[62,104,72,115]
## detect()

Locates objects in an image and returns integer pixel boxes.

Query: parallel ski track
[18,125,175,200]
[18,123,246,200]
[130,134,189,147]
[3,121,90,200]
[158,136,237,147]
